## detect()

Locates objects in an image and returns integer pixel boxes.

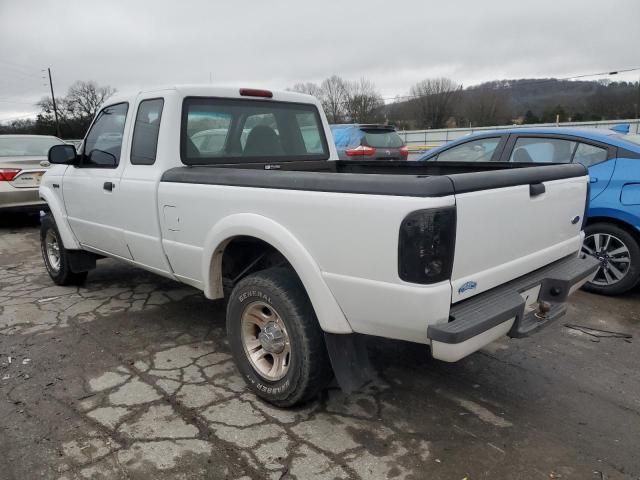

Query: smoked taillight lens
[0,169,20,181]
[400,146,409,159]
[345,145,376,157]
[398,207,456,284]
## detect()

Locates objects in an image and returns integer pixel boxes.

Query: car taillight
[400,146,409,159]
[345,145,376,157]
[398,207,456,284]
[0,169,20,181]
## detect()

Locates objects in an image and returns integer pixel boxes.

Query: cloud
[1,0,639,121]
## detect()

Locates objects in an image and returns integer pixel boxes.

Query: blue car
[418,126,640,295]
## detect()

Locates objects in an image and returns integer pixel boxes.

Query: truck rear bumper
[428,253,599,362]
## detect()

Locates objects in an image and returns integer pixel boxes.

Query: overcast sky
[1,0,639,123]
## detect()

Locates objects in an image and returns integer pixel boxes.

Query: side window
[436,137,500,162]
[509,137,576,163]
[131,98,164,165]
[573,143,608,167]
[82,103,128,168]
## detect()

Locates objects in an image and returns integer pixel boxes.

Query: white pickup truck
[40,85,598,406]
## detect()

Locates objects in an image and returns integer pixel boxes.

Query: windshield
[614,133,640,147]
[362,129,403,148]
[0,136,64,157]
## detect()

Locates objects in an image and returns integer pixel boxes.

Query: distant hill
[386,78,640,129]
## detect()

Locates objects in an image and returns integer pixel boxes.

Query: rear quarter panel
[158,182,455,342]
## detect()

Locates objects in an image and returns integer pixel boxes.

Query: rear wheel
[40,215,88,286]
[581,222,640,295]
[226,267,333,407]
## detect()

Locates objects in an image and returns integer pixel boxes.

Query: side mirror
[48,144,78,165]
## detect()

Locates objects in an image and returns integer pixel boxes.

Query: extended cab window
[436,137,500,162]
[181,98,329,164]
[81,103,128,168]
[131,98,164,165]
[509,137,576,163]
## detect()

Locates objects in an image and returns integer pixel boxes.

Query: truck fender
[201,213,353,334]
[39,186,80,250]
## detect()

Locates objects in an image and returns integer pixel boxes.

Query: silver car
[0,135,65,213]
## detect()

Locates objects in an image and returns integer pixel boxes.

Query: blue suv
[418,127,640,295]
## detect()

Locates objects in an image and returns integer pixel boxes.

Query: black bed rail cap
[448,163,587,195]
[161,166,455,198]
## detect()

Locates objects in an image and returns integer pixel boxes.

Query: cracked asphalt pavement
[1,215,639,480]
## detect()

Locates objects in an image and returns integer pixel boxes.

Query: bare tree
[410,78,462,129]
[459,82,512,127]
[36,80,116,137]
[344,78,384,123]
[66,81,116,121]
[320,75,348,123]
[290,82,323,98]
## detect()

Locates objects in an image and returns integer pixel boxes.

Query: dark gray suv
[330,124,408,160]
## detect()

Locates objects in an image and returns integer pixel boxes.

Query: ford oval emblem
[571,215,580,225]
[458,281,477,294]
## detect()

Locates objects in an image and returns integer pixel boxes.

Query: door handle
[529,183,545,197]
[103,181,115,191]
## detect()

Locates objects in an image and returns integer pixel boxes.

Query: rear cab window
[181,98,329,164]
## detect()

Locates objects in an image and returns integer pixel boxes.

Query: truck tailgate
[449,164,588,303]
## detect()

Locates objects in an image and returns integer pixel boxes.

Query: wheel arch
[39,186,80,250]
[586,214,640,244]
[201,213,352,334]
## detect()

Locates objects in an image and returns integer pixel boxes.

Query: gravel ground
[1,215,639,480]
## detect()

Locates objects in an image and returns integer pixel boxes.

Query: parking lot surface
[1,217,639,480]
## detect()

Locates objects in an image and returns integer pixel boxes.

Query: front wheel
[40,215,88,286]
[226,268,333,407]
[581,222,640,296]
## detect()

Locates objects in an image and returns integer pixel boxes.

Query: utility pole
[47,67,61,138]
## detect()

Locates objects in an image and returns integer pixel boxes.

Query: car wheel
[40,214,88,286]
[226,267,333,407]
[581,222,640,296]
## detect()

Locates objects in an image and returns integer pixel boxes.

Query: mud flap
[67,250,98,273]
[324,333,376,394]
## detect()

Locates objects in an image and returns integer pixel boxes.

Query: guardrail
[397,119,640,152]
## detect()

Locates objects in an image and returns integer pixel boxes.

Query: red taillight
[400,146,409,159]
[0,169,20,181]
[345,145,376,157]
[239,88,273,98]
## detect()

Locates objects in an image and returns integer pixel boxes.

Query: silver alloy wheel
[45,229,61,273]
[241,301,291,381]
[582,232,631,286]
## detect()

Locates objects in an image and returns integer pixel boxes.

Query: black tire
[582,222,640,296]
[226,267,333,407]
[40,214,88,286]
